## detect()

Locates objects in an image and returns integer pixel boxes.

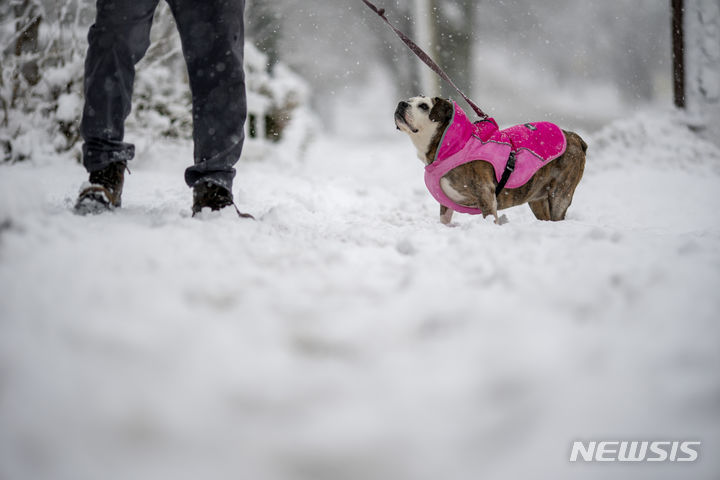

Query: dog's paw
[439,208,455,225]
[496,214,509,225]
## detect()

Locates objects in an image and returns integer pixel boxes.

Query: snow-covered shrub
[128,4,315,161]
[0,1,86,162]
[125,4,193,141]
[1,1,314,164]
[241,41,314,161]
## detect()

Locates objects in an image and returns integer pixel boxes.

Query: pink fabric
[424,102,567,215]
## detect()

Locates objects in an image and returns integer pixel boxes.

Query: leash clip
[495,151,516,196]
[506,151,516,171]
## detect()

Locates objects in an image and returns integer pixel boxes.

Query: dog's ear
[429,97,453,123]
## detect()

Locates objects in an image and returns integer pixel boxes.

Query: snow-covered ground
[1,105,719,480]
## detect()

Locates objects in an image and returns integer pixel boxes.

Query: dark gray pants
[81,0,246,191]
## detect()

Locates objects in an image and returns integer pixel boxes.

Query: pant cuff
[82,144,135,173]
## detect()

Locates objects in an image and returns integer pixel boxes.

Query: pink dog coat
[424,102,567,215]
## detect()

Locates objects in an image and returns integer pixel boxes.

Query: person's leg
[166,0,247,192]
[80,0,160,173]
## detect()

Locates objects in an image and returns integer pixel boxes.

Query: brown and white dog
[395,96,587,224]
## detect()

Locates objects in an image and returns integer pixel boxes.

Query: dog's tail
[564,130,588,155]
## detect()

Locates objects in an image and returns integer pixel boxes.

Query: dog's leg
[545,131,587,221]
[529,198,552,221]
[549,193,573,221]
[439,205,454,225]
[475,186,499,224]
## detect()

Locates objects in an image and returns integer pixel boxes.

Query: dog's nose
[396,101,409,115]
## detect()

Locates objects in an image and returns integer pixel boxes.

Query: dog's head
[395,96,454,164]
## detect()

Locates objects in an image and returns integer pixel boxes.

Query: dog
[395,96,587,225]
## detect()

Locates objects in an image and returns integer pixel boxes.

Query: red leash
[361,0,488,120]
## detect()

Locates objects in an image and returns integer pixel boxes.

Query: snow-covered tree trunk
[410,1,476,101]
[684,0,720,145]
[413,0,440,96]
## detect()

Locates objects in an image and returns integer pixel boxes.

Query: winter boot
[74,161,127,215]
[192,181,254,219]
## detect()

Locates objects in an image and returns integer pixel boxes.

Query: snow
[55,93,83,123]
[1,101,720,480]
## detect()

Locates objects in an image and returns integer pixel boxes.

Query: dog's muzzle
[395,101,418,133]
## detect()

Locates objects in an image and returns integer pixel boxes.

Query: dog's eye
[419,103,430,111]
